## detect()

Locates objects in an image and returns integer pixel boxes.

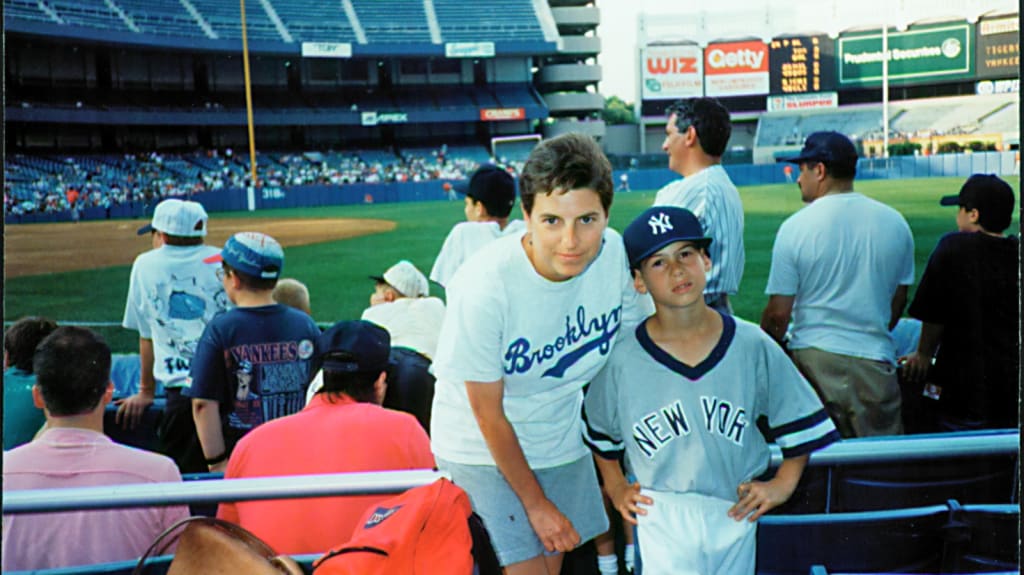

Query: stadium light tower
[239,0,259,190]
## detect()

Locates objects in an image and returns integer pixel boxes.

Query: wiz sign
[642,45,703,100]
[704,41,769,97]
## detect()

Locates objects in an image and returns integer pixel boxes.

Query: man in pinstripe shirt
[654,97,745,314]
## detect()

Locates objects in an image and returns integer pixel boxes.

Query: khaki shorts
[791,347,903,438]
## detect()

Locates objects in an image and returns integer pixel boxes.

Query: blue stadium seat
[757,504,951,575]
[827,434,1018,512]
[102,399,165,453]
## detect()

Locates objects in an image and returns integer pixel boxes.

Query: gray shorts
[437,455,608,566]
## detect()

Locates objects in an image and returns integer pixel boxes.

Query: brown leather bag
[134,516,304,575]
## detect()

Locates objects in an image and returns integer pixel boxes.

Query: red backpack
[312,478,478,575]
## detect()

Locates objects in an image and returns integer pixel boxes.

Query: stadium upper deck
[3,0,548,48]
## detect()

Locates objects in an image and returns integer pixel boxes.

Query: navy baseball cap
[204,231,284,279]
[455,165,517,218]
[940,174,1016,233]
[624,206,712,269]
[777,131,858,174]
[318,320,391,374]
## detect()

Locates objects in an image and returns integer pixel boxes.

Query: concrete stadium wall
[6,152,1017,225]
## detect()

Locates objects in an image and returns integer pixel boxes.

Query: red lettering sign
[480,108,526,121]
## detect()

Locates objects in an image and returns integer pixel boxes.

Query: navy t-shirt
[908,231,1019,427]
[186,304,320,441]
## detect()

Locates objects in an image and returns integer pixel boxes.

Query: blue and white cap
[204,231,284,279]
[623,206,712,269]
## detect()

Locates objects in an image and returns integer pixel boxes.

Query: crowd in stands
[3,101,1018,574]
[4,145,525,217]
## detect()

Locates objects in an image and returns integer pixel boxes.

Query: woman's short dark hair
[519,133,613,215]
[4,316,58,372]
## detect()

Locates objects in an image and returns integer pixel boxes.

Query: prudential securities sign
[641,45,704,100]
[838,24,973,87]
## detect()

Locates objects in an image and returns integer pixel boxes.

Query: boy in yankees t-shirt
[583,206,839,574]
[186,232,320,472]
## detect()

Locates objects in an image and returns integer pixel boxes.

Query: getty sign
[838,24,973,87]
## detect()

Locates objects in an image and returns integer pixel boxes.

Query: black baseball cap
[317,320,391,374]
[777,131,858,175]
[455,165,516,218]
[939,174,1015,233]
[624,206,712,269]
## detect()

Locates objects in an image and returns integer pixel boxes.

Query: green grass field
[4,176,1018,353]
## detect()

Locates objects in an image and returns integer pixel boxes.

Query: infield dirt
[4,217,395,278]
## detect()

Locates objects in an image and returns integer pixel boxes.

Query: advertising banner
[838,24,974,86]
[301,42,352,58]
[445,43,495,58]
[769,35,836,94]
[976,16,1019,79]
[704,40,769,97]
[479,108,526,121]
[766,92,839,112]
[360,111,408,126]
[641,44,704,100]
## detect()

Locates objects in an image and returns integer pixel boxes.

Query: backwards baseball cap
[370,260,429,298]
[136,199,208,237]
[624,206,712,269]
[318,320,391,374]
[455,165,517,218]
[939,174,1016,233]
[777,131,858,176]
[204,232,284,279]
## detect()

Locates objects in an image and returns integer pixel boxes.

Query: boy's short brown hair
[519,133,613,215]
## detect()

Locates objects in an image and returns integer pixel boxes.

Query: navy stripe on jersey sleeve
[781,430,841,458]
[581,404,624,460]
[767,408,840,457]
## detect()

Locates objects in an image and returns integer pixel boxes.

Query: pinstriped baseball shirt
[654,165,745,297]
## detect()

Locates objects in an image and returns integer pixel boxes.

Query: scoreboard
[769,35,836,94]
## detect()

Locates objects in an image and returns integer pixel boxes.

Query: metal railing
[4,430,1017,515]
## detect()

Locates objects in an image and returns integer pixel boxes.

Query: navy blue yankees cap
[624,206,712,269]
[455,165,517,218]
[318,320,391,374]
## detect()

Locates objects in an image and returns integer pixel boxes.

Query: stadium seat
[757,504,952,575]
[102,399,165,453]
[827,442,1018,512]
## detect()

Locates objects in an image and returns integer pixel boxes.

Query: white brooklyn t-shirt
[430,220,526,288]
[430,227,653,469]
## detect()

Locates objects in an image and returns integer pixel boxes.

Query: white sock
[624,544,636,572]
[597,553,618,575]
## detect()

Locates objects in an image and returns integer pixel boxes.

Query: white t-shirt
[429,220,526,288]
[765,192,915,364]
[654,165,745,296]
[430,228,654,468]
[361,296,446,360]
[122,244,229,390]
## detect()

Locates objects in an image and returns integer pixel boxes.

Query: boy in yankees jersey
[584,206,839,574]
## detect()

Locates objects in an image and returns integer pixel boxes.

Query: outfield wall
[6,151,1017,224]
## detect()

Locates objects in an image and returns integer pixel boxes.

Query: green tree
[602,96,636,125]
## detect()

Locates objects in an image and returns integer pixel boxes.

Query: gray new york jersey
[583,314,839,502]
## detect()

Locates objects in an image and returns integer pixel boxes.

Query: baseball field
[3,176,1018,354]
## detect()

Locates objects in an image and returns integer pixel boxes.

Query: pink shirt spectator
[2,428,190,571]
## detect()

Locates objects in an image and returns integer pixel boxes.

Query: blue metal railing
[4,430,1017,515]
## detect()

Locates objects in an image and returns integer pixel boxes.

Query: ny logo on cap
[647,212,673,235]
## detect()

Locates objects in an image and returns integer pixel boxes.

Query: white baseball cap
[137,199,208,237]
[371,260,429,298]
